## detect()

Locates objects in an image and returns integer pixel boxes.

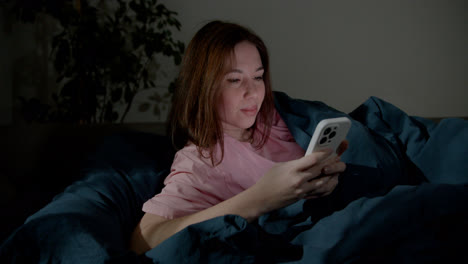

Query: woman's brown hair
[168,20,274,166]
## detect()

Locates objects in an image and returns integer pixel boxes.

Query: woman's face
[217,41,266,141]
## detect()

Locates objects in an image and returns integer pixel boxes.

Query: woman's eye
[254,76,263,81]
[227,78,240,83]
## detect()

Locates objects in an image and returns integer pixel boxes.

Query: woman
[129,21,348,254]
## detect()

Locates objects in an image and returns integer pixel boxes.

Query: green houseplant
[12,0,184,123]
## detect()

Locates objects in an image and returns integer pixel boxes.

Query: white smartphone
[305,117,351,156]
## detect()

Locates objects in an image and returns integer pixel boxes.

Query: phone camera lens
[320,137,327,145]
[329,131,336,139]
[324,128,331,135]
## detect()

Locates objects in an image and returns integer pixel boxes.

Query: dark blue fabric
[1,92,467,263]
[0,132,173,263]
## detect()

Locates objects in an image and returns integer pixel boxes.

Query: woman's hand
[250,141,348,214]
[305,139,349,199]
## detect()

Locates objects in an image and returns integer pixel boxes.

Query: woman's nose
[244,80,258,98]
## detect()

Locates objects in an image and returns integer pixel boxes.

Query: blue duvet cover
[2,92,467,263]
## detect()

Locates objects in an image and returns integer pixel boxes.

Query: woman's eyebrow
[226,67,264,74]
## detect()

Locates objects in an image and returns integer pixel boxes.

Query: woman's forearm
[131,186,268,254]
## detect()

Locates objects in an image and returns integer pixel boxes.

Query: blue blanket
[2,92,467,263]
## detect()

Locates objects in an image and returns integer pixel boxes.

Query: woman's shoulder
[173,143,207,164]
[173,136,251,170]
[167,142,232,190]
[172,142,223,170]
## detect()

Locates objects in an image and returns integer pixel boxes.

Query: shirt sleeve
[142,148,231,219]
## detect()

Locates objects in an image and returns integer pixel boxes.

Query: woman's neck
[223,127,252,142]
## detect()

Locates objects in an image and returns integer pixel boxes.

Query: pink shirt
[142,110,305,219]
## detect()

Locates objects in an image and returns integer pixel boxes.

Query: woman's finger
[303,174,339,198]
[322,161,346,175]
[295,149,333,171]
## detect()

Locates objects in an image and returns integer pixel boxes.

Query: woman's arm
[130,148,346,254]
[130,183,277,254]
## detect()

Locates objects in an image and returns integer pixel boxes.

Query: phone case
[305,117,351,156]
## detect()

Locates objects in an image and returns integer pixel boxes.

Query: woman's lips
[241,105,258,116]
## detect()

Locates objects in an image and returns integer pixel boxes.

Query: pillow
[0,132,174,263]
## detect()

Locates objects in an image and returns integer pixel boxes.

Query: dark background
[0,123,166,244]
